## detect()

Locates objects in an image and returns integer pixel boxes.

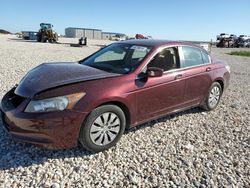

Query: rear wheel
[41,34,47,42]
[79,105,126,152]
[37,33,42,42]
[201,82,222,111]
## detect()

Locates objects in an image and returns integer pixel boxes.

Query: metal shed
[65,27,102,39]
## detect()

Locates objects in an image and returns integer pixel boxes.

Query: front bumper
[0,88,87,149]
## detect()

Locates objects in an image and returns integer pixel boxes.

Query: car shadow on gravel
[0,126,93,170]
[125,107,204,134]
[0,138,93,170]
[0,107,204,170]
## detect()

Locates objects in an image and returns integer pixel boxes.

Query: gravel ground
[0,34,249,187]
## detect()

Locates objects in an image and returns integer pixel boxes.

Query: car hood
[15,62,120,98]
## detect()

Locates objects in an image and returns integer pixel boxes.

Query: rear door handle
[206,67,212,72]
[175,74,183,80]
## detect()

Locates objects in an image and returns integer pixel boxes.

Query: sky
[0,0,250,41]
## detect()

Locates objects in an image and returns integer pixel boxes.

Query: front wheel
[201,82,222,111]
[37,34,42,42]
[79,105,126,152]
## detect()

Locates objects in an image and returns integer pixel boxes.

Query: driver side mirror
[146,67,164,77]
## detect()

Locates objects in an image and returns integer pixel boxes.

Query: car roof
[116,39,199,48]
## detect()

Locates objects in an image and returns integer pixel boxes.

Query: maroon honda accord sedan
[0,40,230,152]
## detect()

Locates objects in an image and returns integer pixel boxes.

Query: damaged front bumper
[0,87,87,149]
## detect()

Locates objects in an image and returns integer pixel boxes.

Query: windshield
[80,43,152,74]
[40,24,52,29]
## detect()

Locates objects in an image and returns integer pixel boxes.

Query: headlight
[25,93,85,113]
[225,65,231,73]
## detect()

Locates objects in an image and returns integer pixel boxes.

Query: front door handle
[175,74,183,80]
[206,67,212,72]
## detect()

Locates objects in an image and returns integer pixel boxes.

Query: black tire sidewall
[79,105,126,152]
[206,82,222,110]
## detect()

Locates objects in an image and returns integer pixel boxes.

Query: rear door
[179,46,213,105]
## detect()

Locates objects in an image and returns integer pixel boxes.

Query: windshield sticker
[130,45,148,52]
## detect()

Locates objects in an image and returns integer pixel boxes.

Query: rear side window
[182,46,203,67]
[201,51,211,64]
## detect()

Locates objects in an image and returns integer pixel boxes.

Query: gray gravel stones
[0,35,249,187]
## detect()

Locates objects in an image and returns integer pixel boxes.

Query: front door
[135,47,186,124]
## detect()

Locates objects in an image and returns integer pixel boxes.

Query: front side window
[147,47,179,72]
[81,44,152,74]
[182,46,203,67]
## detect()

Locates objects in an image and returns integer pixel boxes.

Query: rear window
[201,51,211,64]
[182,46,203,67]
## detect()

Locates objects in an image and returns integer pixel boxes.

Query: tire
[79,105,126,152]
[41,34,47,43]
[201,82,222,111]
[37,34,42,42]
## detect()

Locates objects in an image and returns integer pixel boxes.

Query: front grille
[1,88,26,111]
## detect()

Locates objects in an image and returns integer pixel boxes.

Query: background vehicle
[237,38,250,47]
[229,34,238,40]
[216,33,230,41]
[243,39,250,47]
[111,34,126,41]
[22,31,31,40]
[246,39,250,47]
[215,33,250,48]
[238,35,250,41]
[37,23,58,43]
[216,33,232,47]
[135,34,146,39]
[217,37,237,48]
[21,31,38,40]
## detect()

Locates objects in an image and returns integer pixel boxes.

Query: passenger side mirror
[146,67,163,77]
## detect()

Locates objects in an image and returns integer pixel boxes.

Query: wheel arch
[96,101,131,129]
[214,78,224,93]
